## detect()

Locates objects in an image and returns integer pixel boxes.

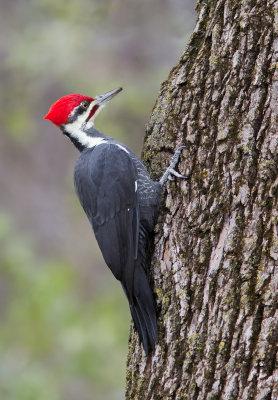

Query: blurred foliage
[0,213,129,400]
[0,0,195,148]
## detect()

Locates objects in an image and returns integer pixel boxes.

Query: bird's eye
[81,102,88,109]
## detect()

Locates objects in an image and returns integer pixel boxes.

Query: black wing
[74,143,139,302]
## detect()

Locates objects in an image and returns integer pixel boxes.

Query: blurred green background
[0,1,195,399]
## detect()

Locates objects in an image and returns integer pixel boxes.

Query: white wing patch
[135,180,138,192]
[116,144,129,154]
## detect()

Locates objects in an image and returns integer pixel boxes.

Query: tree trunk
[126,0,278,399]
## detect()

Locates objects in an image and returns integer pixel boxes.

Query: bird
[44,87,186,355]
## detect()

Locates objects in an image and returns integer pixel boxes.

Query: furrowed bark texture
[126,0,278,399]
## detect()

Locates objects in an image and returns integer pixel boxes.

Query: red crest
[44,94,94,126]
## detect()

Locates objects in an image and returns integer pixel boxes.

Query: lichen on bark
[126,0,278,399]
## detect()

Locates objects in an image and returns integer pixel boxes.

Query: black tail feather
[130,265,158,355]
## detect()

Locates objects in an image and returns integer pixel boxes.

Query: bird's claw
[159,146,188,185]
[167,168,188,181]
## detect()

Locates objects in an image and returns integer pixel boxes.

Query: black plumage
[74,138,161,354]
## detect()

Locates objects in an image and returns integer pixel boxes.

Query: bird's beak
[94,87,123,105]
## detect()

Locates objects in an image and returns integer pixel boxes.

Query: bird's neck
[61,124,108,152]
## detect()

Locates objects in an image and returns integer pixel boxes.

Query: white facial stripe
[66,124,105,148]
[116,144,129,154]
[69,100,95,126]
[86,105,105,129]
[65,101,105,148]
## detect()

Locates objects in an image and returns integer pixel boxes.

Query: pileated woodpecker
[44,88,186,354]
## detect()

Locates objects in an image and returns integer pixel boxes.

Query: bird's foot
[159,146,189,185]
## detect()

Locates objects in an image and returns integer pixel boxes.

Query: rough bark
[126,0,278,399]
